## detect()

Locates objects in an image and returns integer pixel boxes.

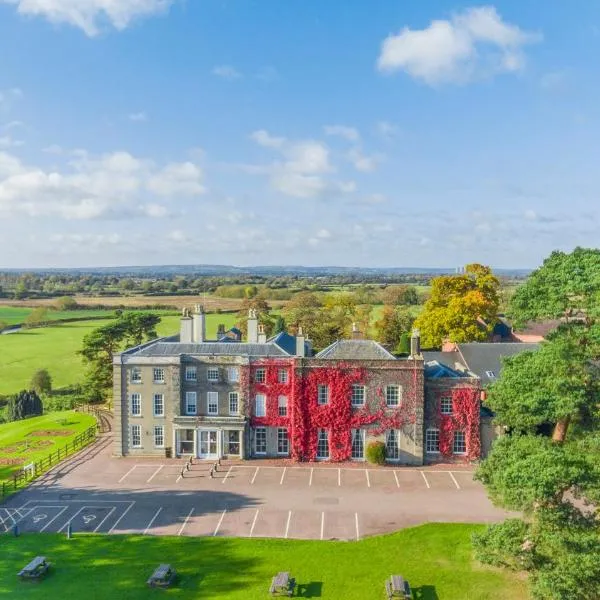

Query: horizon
[1,1,598,268]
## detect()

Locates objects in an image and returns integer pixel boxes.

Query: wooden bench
[269,571,295,597]
[147,564,176,588]
[18,556,50,581]
[385,574,412,599]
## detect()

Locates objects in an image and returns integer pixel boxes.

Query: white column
[194,428,198,458]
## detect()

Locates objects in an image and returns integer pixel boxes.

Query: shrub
[24,307,49,327]
[30,369,52,395]
[6,390,43,422]
[472,519,533,571]
[53,296,78,311]
[365,441,386,465]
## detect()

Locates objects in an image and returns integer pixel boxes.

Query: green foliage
[30,369,52,395]
[53,296,79,311]
[0,320,7,332]
[414,264,500,348]
[274,315,286,334]
[374,305,415,349]
[24,307,49,327]
[472,519,532,571]
[365,441,386,465]
[397,332,411,355]
[509,247,600,327]
[6,390,43,422]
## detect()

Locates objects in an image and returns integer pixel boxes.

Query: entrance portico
[174,417,246,460]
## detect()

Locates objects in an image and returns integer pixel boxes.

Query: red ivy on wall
[435,387,480,461]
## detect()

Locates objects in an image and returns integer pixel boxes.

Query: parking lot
[0,433,511,540]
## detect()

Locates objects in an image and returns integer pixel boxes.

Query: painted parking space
[323,511,358,541]
[143,505,188,536]
[254,466,285,487]
[251,509,290,538]
[309,468,338,488]
[14,505,67,533]
[215,507,259,537]
[341,468,369,489]
[282,467,311,487]
[425,471,460,491]
[286,509,322,540]
[451,471,479,490]
[221,465,256,485]
[59,505,118,533]
[368,469,398,491]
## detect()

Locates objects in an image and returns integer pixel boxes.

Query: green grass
[0,525,527,599]
[0,313,239,396]
[0,307,115,326]
[0,411,96,482]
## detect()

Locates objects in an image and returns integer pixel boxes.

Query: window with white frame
[153,367,165,383]
[255,394,266,417]
[351,384,365,407]
[185,391,197,415]
[485,371,496,379]
[130,424,142,448]
[207,367,219,382]
[255,368,266,383]
[278,395,288,417]
[453,431,467,454]
[227,367,239,382]
[130,393,141,416]
[255,427,267,454]
[154,425,164,448]
[426,428,440,454]
[185,366,197,381]
[386,430,400,460]
[317,385,329,405]
[277,369,288,384]
[229,392,239,415]
[440,396,453,415]
[207,392,219,415]
[130,367,142,384]
[277,428,289,455]
[153,393,164,417]
[386,385,401,407]
[316,429,329,459]
[351,429,365,460]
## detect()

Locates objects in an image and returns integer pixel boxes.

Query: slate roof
[456,342,539,385]
[424,360,471,379]
[422,351,460,368]
[316,339,396,360]
[129,341,289,358]
[268,331,311,356]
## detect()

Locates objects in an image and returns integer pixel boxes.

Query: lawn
[0,307,116,326]
[0,525,528,599]
[0,313,238,396]
[0,411,96,482]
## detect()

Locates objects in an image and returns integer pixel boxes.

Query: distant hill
[0,264,532,277]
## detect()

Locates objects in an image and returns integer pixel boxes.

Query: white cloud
[0,0,174,37]
[324,125,360,142]
[347,147,381,172]
[3,120,24,131]
[128,111,148,122]
[212,65,242,80]
[524,209,537,220]
[0,149,204,220]
[316,228,331,239]
[42,144,63,154]
[376,121,398,139]
[377,6,541,85]
[540,71,565,90]
[250,129,285,148]
[0,136,24,148]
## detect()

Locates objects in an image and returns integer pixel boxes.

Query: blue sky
[1,1,599,269]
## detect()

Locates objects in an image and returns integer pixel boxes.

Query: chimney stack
[296,326,306,357]
[192,304,206,343]
[409,328,422,359]
[180,307,193,343]
[258,324,267,344]
[247,308,259,343]
[351,322,362,339]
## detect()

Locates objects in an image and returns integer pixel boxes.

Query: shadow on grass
[296,581,323,597]
[413,585,440,600]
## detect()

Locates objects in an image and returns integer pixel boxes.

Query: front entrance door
[198,430,219,459]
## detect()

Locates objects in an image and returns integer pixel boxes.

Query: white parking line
[109,501,136,533]
[251,467,260,484]
[213,509,227,536]
[118,465,138,483]
[449,472,461,489]
[393,471,400,488]
[178,508,194,536]
[222,466,233,484]
[284,510,292,539]
[338,468,341,487]
[365,469,371,488]
[94,506,117,533]
[249,509,259,537]
[59,507,85,532]
[146,465,163,483]
[144,507,163,535]
[40,506,69,533]
[309,467,314,486]
[420,471,431,489]
[355,512,360,541]
[279,467,287,485]
[176,473,182,483]
[320,512,325,540]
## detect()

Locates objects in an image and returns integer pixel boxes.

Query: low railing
[1,424,98,498]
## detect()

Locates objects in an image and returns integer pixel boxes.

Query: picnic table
[269,571,295,597]
[385,574,412,599]
[18,556,50,581]
[147,564,177,588]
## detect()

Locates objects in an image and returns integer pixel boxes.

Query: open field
[0,525,528,599]
[0,307,117,326]
[0,411,96,482]
[0,313,237,396]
